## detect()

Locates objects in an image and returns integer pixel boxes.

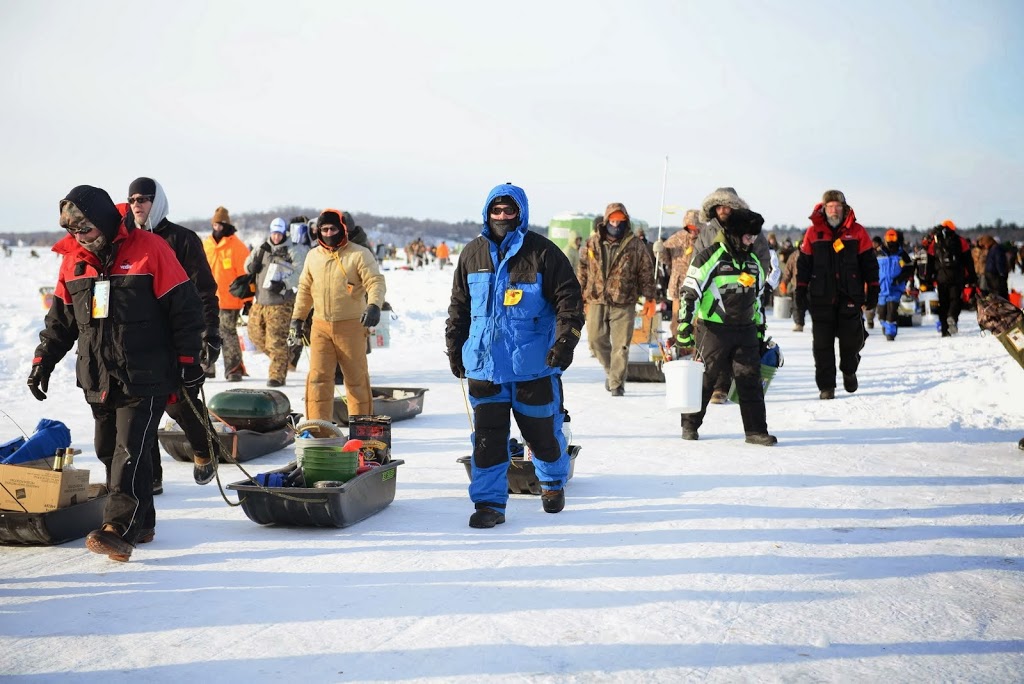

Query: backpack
[934,227,961,275]
[976,293,1023,335]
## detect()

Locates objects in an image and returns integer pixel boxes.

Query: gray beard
[826,215,843,228]
[80,234,108,254]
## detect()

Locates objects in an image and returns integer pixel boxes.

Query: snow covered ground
[1,245,1023,682]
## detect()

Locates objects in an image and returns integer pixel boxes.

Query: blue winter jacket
[445,183,584,384]
[877,246,913,304]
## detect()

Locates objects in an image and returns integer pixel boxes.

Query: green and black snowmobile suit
[677,230,768,435]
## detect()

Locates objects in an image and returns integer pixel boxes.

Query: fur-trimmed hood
[699,187,749,223]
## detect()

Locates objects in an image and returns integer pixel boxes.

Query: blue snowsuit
[445,183,584,512]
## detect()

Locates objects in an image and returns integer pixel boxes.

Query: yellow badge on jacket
[832,238,845,253]
[504,289,523,306]
[222,257,232,269]
[737,272,756,287]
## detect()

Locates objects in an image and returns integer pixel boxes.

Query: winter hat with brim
[318,210,346,230]
[59,185,121,240]
[700,187,749,223]
[270,217,287,234]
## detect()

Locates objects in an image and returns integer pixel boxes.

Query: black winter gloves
[795,286,809,315]
[545,336,577,371]
[361,304,381,328]
[27,364,49,401]
[288,319,305,347]
[267,280,286,294]
[201,336,222,368]
[865,284,879,311]
[448,350,465,379]
[181,363,205,389]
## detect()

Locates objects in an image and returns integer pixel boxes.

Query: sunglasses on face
[319,224,342,234]
[490,206,518,217]
[64,222,97,235]
[128,195,154,205]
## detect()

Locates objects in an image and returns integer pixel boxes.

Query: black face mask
[320,231,344,248]
[490,219,517,240]
[211,227,225,242]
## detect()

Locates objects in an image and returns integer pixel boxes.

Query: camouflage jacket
[662,228,697,301]
[578,231,656,306]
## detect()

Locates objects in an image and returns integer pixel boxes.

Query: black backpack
[934,227,961,275]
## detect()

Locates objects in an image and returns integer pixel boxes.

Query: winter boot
[85,525,134,562]
[819,389,835,400]
[843,372,858,393]
[947,317,958,335]
[682,426,699,441]
[541,488,565,513]
[745,433,778,446]
[193,455,216,485]
[882,320,898,341]
[710,389,728,404]
[792,323,804,332]
[469,507,505,528]
[1018,437,1024,451]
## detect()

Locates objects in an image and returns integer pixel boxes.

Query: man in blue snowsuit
[445,183,585,528]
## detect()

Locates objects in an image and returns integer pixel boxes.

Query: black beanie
[128,177,157,197]
[489,195,516,212]
[724,208,765,238]
[61,185,121,240]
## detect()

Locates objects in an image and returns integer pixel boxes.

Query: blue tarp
[0,419,72,465]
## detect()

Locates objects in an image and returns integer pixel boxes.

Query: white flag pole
[656,155,669,242]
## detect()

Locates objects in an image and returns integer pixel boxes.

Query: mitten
[361,304,381,328]
[448,350,465,379]
[795,286,809,313]
[27,364,50,401]
[865,284,879,310]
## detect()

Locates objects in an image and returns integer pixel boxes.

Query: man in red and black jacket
[795,190,879,400]
[27,185,205,562]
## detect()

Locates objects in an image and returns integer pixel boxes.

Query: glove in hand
[545,336,575,371]
[267,280,286,294]
[675,321,694,352]
[448,350,465,379]
[181,363,205,389]
[865,284,879,311]
[27,364,50,401]
[201,336,222,368]
[795,286,809,314]
[361,304,381,328]
[288,319,305,347]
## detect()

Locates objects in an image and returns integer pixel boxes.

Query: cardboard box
[0,462,91,514]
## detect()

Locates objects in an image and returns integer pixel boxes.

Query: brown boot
[85,524,134,562]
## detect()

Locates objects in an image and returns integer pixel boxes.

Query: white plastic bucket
[663,359,704,412]
[773,295,792,319]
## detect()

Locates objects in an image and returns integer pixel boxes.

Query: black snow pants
[810,305,866,391]
[91,387,167,544]
[681,322,767,435]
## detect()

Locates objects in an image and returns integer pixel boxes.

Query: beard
[826,214,843,228]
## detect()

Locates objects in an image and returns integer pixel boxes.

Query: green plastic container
[727,364,778,404]
[301,448,360,485]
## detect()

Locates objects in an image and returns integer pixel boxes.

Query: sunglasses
[490,206,518,217]
[128,195,154,205]
[319,224,342,233]
[64,222,97,235]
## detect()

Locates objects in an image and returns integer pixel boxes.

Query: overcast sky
[2,0,1021,233]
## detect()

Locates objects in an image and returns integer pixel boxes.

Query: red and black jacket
[33,223,205,403]
[796,203,880,315]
